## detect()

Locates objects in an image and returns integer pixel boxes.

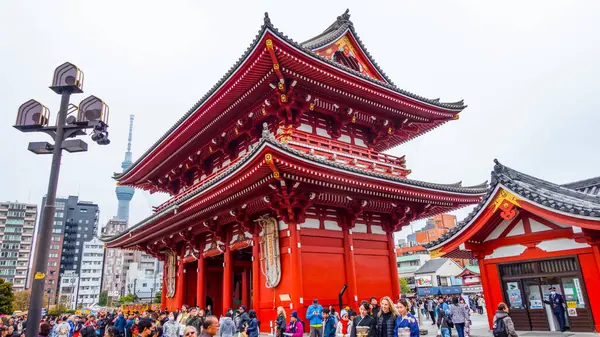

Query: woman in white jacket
[335,310,353,337]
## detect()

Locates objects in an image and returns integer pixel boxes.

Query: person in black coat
[350,302,376,337]
[543,287,567,332]
[375,297,398,337]
[275,306,286,337]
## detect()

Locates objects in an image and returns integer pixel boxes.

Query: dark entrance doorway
[500,257,594,332]
[233,247,253,308]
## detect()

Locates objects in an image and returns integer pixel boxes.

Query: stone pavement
[259,312,599,337]
[416,311,600,336]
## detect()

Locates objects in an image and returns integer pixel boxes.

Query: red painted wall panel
[301,235,343,248]
[353,238,387,250]
[301,251,346,305]
[354,254,392,300]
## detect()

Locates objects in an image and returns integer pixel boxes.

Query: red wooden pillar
[288,221,304,311]
[251,231,260,310]
[161,261,168,310]
[342,224,359,308]
[175,246,185,309]
[242,270,249,307]
[386,232,400,301]
[196,247,206,310]
[223,240,233,314]
[477,256,494,329]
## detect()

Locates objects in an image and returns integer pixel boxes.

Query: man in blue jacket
[544,287,567,332]
[322,309,336,337]
[306,299,324,337]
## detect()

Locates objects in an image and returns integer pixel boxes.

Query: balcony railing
[153,130,410,213]
[279,131,410,178]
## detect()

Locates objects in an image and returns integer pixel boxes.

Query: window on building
[55,211,64,218]
[48,262,57,267]
[51,237,61,242]
[79,220,83,224]
[53,220,62,226]
[52,229,62,234]
[80,209,88,213]
[77,234,81,238]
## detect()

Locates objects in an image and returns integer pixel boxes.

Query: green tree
[12,290,30,311]
[154,291,162,304]
[98,291,108,306]
[48,304,68,316]
[399,277,411,294]
[0,278,15,315]
[118,293,137,304]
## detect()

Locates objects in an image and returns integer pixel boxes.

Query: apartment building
[0,202,37,291]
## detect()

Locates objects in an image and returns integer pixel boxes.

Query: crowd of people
[0,293,519,337]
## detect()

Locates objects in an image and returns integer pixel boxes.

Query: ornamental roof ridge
[423,159,600,249]
[298,10,467,110]
[269,11,466,110]
[115,11,466,182]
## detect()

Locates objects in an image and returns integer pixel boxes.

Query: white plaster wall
[536,238,590,252]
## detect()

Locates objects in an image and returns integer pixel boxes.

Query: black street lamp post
[14,62,111,337]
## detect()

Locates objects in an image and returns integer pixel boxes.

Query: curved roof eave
[105,135,487,246]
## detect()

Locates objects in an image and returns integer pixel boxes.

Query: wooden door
[560,276,594,332]
[504,280,531,330]
[522,278,549,331]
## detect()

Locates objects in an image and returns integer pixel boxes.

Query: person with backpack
[493,303,518,337]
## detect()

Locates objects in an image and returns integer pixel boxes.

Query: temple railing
[280,131,410,178]
[153,130,410,213]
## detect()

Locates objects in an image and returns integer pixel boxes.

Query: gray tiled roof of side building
[423,160,600,249]
[414,258,449,274]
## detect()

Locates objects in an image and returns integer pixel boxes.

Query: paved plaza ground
[416,311,600,336]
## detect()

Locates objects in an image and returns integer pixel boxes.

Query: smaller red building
[426,160,600,333]
[456,266,482,294]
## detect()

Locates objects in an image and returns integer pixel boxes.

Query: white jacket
[335,320,353,337]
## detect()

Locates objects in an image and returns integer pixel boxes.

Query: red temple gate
[103,10,486,330]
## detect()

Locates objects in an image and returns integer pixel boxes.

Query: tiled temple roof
[424,160,600,249]
[115,10,465,181]
[562,176,600,196]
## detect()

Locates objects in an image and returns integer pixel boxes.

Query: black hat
[313,299,319,304]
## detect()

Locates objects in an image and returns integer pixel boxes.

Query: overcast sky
[1,1,599,240]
